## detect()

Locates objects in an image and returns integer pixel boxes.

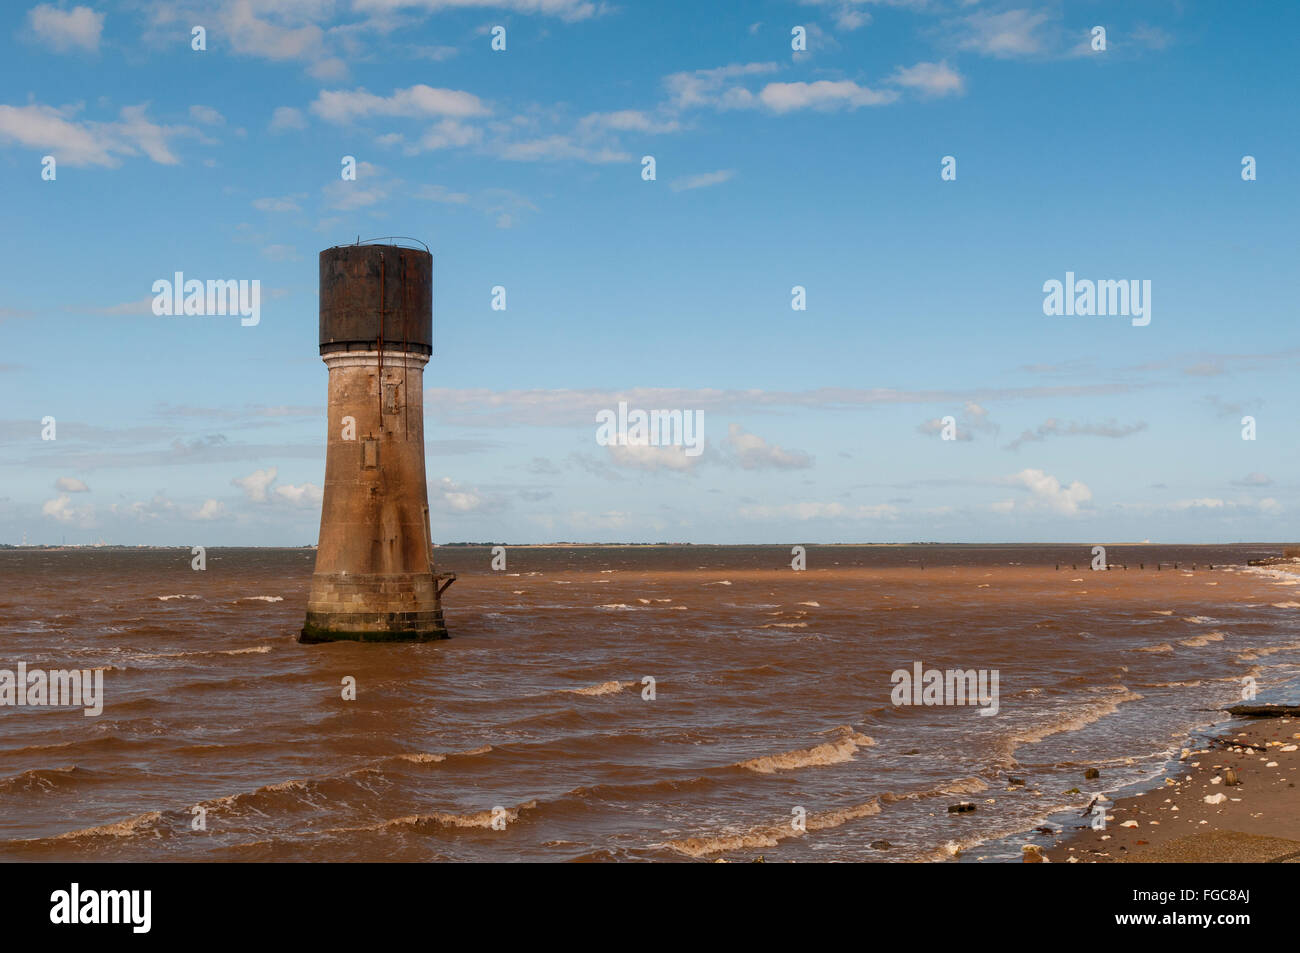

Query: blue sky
[1,0,1296,545]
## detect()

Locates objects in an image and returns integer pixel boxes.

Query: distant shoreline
[3,542,1296,551]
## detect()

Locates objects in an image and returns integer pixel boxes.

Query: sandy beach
[1043,712,1300,863]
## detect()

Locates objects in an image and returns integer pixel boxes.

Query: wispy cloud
[311,85,488,123]
[887,60,965,98]
[1003,419,1147,451]
[423,383,1145,428]
[27,4,103,53]
[269,106,307,132]
[757,79,898,112]
[722,424,813,470]
[0,103,194,167]
[670,169,734,192]
[950,9,1052,59]
[738,501,899,520]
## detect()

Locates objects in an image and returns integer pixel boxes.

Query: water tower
[301,239,454,642]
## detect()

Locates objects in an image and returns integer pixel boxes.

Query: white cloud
[232,467,320,507]
[321,160,388,210]
[670,169,734,192]
[308,57,348,81]
[108,491,176,521]
[232,467,277,502]
[918,401,996,441]
[0,103,190,167]
[55,476,89,492]
[412,44,459,62]
[887,61,965,98]
[194,499,224,520]
[797,0,879,32]
[1115,497,1284,517]
[28,4,103,52]
[261,244,299,261]
[253,196,302,212]
[1004,418,1146,451]
[323,181,387,210]
[353,0,599,20]
[738,501,898,520]
[42,493,95,526]
[416,118,482,151]
[272,482,322,506]
[919,417,966,441]
[723,423,812,469]
[578,110,680,134]
[962,401,995,432]
[189,105,225,125]
[414,184,470,204]
[606,443,701,472]
[999,468,1092,515]
[497,135,629,163]
[790,22,842,61]
[433,476,484,512]
[87,296,155,316]
[664,62,781,111]
[566,509,635,529]
[953,9,1051,59]
[422,383,1143,428]
[269,106,308,132]
[482,188,539,228]
[311,85,488,123]
[221,0,324,61]
[757,80,898,112]
[111,104,189,164]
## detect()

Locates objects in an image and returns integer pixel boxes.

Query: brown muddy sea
[1,544,1298,862]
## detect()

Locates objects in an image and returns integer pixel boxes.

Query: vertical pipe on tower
[300,242,452,643]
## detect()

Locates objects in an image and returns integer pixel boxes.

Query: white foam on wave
[737,726,874,774]
[1179,631,1226,648]
[1004,686,1143,754]
[566,680,635,696]
[662,798,881,857]
[128,645,271,660]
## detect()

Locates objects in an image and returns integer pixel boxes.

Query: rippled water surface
[2,544,1297,862]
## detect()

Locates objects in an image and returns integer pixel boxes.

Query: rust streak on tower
[301,240,454,643]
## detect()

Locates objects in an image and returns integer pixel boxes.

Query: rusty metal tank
[319,243,433,356]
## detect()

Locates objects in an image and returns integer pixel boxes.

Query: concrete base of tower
[300,571,452,643]
[299,612,448,643]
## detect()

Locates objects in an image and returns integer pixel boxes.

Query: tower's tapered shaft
[301,242,452,643]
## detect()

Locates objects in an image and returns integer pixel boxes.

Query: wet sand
[1044,715,1300,863]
